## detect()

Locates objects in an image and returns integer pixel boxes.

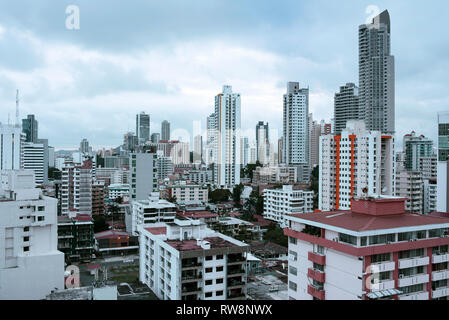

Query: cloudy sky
[0,0,447,150]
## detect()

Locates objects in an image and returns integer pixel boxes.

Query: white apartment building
[168,183,208,203]
[286,196,449,301]
[395,163,423,214]
[252,165,298,185]
[129,152,158,201]
[0,170,64,300]
[423,179,437,214]
[420,156,437,180]
[60,159,93,216]
[319,120,395,211]
[263,185,314,228]
[108,183,129,200]
[171,142,190,165]
[22,141,45,186]
[0,124,24,171]
[187,170,213,185]
[156,150,173,181]
[138,219,249,300]
[283,82,309,167]
[212,85,241,187]
[129,193,177,235]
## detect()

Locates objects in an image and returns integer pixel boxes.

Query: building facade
[334,83,359,135]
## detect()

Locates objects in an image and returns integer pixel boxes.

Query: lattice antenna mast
[15,89,20,127]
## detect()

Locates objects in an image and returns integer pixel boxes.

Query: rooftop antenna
[15,89,20,127]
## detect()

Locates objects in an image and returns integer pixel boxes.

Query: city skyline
[0,1,447,150]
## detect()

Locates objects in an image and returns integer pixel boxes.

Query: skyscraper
[193,135,203,164]
[212,85,241,187]
[240,136,249,168]
[151,133,161,144]
[437,112,449,212]
[334,83,359,134]
[0,124,24,171]
[308,114,321,168]
[136,112,150,144]
[283,82,309,182]
[161,120,170,141]
[22,114,38,143]
[79,138,91,154]
[358,10,395,134]
[256,121,270,165]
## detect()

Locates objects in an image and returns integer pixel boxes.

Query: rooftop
[144,226,167,235]
[177,210,218,219]
[95,230,130,240]
[289,198,449,233]
[166,237,237,251]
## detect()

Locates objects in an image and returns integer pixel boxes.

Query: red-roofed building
[177,211,219,223]
[94,230,138,256]
[285,196,449,301]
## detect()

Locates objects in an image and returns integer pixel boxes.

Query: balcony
[307,284,325,300]
[370,279,395,291]
[398,256,429,269]
[308,252,326,265]
[181,261,202,270]
[432,286,449,299]
[181,285,202,295]
[227,255,246,265]
[370,261,395,272]
[181,273,202,283]
[307,268,325,283]
[398,291,429,300]
[227,289,245,300]
[228,267,245,276]
[432,270,449,281]
[398,274,429,287]
[227,278,246,289]
[432,253,449,264]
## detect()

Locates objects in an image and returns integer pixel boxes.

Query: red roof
[177,211,218,219]
[145,226,167,235]
[166,237,237,251]
[253,214,272,227]
[95,230,129,239]
[290,210,449,232]
[429,212,449,218]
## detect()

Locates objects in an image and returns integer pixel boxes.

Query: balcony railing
[182,285,202,293]
[308,252,326,265]
[228,268,245,275]
[307,284,325,300]
[432,286,449,299]
[431,270,449,282]
[307,268,325,283]
[182,261,202,269]
[398,291,429,300]
[398,256,429,269]
[432,253,449,264]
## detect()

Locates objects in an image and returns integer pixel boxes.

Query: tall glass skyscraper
[22,114,38,143]
[136,112,150,144]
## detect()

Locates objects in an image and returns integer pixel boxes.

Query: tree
[241,161,262,180]
[209,189,232,203]
[263,223,288,247]
[310,166,319,209]
[167,196,177,204]
[93,215,108,233]
[48,167,61,180]
[232,184,244,207]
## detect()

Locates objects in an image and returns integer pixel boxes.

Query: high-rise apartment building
[60,159,93,216]
[212,85,241,187]
[403,132,433,171]
[283,82,309,166]
[308,114,321,168]
[334,83,359,135]
[193,135,203,164]
[23,141,46,185]
[80,138,92,154]
[256,121,270,165]
[161,120,171,141]
[22,114,38,143]
[170,141,190,165]
[124,132,139,152]
[319,120,395,211]
[395,163,423,214]
[240,136,249,168]
[0,170,64,299]
[129,152,158,201]
[437,112,449,212]
[358,10,395,134]
[136,112,150,145]
[205,113,216,166]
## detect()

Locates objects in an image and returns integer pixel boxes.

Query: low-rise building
[108,183,129,200]
[263,185,314,227]
[138,219,249,300]
[167,183,208,203]
[57,214,95,263]
[285,196,449,300]
[94,230,138,256]
[129,193,177,235]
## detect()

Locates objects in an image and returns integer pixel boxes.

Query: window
[313,263,324,272]
[205,255,213,261]
[289,281,297,291]
[38,206,45,211]
[216,278,223,284]
[216,266,223,272]
[216,290,223,296]
[23,246,30,252]
[205,292,213,298]
[23,236,29,242]
[205,280,213,286]
[205,267,213,273]
[314,245,324,255]
[289,266,297,276]
[216,254,223,260]
[24,227,29,232]
[339,233,357,245]
[371,253,391,263]
[289,237,297,245]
